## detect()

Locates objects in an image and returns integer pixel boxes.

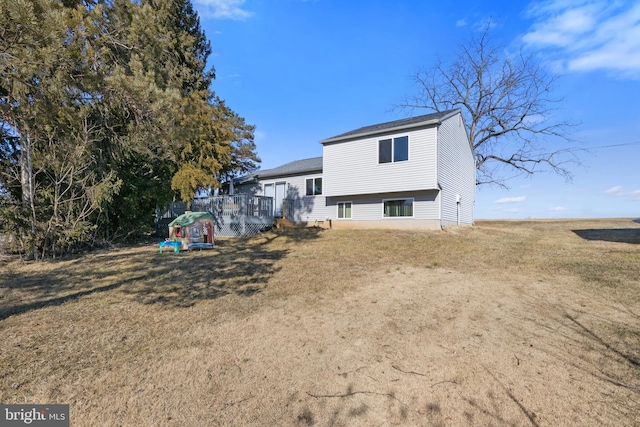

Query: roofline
[320,109,461,145]
[256,167,323,179]
[248,156,323,180]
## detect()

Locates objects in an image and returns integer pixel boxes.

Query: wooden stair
[274,218,295,229]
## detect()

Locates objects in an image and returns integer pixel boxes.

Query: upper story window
[379,136,408,164]
[306,177,322,196]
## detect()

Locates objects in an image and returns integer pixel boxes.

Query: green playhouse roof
[169,211,214,227]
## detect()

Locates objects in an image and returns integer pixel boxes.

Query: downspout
[435,125,443,230]
[438,183,443,229]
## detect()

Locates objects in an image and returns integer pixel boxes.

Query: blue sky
[192,0,639,219]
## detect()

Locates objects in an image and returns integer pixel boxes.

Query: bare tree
[401,26,579,186]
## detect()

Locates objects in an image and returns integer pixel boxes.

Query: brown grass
[1,219,639,426]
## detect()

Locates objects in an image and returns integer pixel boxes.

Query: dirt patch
[162,268,638,426]
[0,220,639,426]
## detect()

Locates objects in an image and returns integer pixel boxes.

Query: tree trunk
[19,132,37,260]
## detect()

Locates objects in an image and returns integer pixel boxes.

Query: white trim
[395,135,410,163]
[305,176,323,196]
[319,114,457,144]
[263,183,274,197]
[436,124,441,228]
[337,201,353,220]
[378,135,410,164]
[275,181,287,217]
[381,197,415,218]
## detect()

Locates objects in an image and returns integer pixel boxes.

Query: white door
[264,183,274,199]
[264,183,274,216]
[274,182,286,217]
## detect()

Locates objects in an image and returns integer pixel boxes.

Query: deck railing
[156,195,274,238]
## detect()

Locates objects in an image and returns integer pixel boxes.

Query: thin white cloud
[550,206,567,211]
[605,186,640,201]
[495,196,527,204]
[456,19,467,27]
[473,17,498,31]
[193,0,252,20]
[605,185,624,195]
[523,1,640,77]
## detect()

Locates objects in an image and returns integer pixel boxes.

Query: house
[234,108,475,229]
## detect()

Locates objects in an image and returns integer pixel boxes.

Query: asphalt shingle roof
[235,109,462,183]
[321,109,460,143]
[253,156,323,179]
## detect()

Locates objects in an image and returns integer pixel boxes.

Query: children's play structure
[159,211,215,253]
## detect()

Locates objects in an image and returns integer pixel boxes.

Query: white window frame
[263,183,274,197]
[305,177,323,196]
[382,198,414,218]
[337,201,352,220]
[378,135,409,164]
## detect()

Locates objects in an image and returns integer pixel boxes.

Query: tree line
[0,0,259,258]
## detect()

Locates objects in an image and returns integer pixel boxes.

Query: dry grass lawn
[1,219,639,426]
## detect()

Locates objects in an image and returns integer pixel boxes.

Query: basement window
[383,198,413,218]
[337,202,352,219]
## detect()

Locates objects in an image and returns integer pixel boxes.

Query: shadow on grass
[0,276,143,321]
[0,228,325,318]
[303,384,411,426]
[572,228,640,244]
[515,294,640,420]
[564,313,640,368]
[465,293,640,425]
[476,368,541,427]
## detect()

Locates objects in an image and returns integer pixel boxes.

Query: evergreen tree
[0,0,258,257]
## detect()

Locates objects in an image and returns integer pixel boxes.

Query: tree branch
[397,25,579,187]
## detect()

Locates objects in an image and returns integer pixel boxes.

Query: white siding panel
[437,113,476,225]
[323,127,438,197]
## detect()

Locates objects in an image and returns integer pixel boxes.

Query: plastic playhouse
[159,211,215,253]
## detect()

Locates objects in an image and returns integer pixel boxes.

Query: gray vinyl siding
[323,126,438,197]
[437,113,475,225]
[257,173,331,222]
[241,109,474,228]
[326,190,439,221]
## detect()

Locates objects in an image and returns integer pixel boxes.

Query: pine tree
[0,0,259,256]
